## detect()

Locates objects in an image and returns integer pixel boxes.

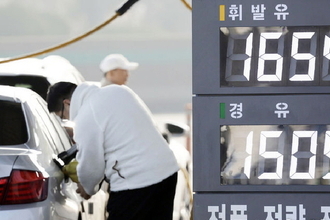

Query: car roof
[0,57,43,75]
[0,85,36,103]
[0,55,85,85]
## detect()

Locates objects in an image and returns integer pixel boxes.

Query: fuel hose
[116,0,139,15]
[0,0,139,64]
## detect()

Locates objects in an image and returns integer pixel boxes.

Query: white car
[0,85,82,219]
[0,56,108,220]
[162,121,193,220]
[0,55,85,100]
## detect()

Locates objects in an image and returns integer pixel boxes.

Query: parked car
[161,121,193,220]
[0,55,85,100]
[0,85,107,220]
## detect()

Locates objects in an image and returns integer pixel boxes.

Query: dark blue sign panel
[194,193,330,219]
[193,0,330,94]
[192,0,330,219]
[193,95,330,192]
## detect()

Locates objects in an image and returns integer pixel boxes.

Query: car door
[25,94,81,219]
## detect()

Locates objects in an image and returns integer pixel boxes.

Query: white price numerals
[242,130,330,179]
[226,31,330,82]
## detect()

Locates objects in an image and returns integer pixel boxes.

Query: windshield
[0,75,50,100]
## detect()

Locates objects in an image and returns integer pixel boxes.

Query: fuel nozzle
[53,144,78,169]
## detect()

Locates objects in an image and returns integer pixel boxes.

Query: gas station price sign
[192,0,330,219]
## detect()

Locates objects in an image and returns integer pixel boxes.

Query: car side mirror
[165,122,190,137]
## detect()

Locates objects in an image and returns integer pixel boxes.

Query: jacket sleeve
[74,104,105,195]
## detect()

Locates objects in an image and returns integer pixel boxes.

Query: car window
[0,100,28,145]
[36,98,73,151]
[0,75,50,100]
[49,115,74,151]
[27,95,63,153]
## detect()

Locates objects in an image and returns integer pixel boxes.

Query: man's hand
[76,183,91,200]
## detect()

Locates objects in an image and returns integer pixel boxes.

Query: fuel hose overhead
[0,0,139,64]
[180,0,192,11]
[116,0,139,15]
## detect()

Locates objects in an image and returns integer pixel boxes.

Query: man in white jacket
[47,82,179,220]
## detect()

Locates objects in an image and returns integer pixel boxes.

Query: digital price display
[192,0,330,219]
[220,26,330,88]
[221,125,330,185]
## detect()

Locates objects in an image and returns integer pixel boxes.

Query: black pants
[107,172,177,220]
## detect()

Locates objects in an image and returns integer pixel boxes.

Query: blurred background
[0,0,192,115]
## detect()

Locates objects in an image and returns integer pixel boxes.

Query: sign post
[192,0,330,219]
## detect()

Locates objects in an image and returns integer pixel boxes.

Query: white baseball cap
[99,54,139,73]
